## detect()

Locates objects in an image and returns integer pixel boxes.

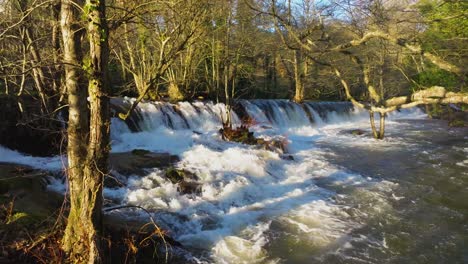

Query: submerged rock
[340,129,368,136]
[178,181,202,195]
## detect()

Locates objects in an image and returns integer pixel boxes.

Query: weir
[111,98,357,132]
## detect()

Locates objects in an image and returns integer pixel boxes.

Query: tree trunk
[369,111,379,139]
[61,0,110,263]
[369,111,386,139]
[61,0,88,257]
[293,49,304,103]
[379,113,386,139]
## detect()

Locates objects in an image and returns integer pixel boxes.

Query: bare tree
[256,0,467,138]
[111,0,208,118]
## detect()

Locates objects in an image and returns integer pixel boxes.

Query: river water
[0,99,466,263]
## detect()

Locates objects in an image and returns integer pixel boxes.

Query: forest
[0,0,467,263]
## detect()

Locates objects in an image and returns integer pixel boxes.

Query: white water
[0,99,429,263]
[105,99,428,263]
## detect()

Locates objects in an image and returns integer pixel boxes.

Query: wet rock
[281,154,295,161]
[164,168,201,195]
[0,163,47,196]
[178,181,202,195]
[340,129,367,136]
[220,124,288,153]
[165,167,186,183]
[257,138,288,154]
[109,150,179,178]
[220,125,257,145]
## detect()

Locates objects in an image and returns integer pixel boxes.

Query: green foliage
[417,0,468,49]
[81,3,99,22]
[413,66,458,90]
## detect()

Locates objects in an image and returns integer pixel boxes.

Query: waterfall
[111,97,358,132]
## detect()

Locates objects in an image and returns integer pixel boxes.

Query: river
[1,99,466,263]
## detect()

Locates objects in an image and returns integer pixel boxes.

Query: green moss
[165,167,185,184]
[448,119,465,127]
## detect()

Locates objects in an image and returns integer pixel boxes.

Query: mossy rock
[164,168,197,184]
[220,125,257,145]
[448,119,465,127]
[164,168,201,194]
[165,167,185,184]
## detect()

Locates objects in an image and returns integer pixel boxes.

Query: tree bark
[369,111,378,139]
[293,49,304,103]
[379,113,386,139]
[369,112,386,139]
[61,0,110,263]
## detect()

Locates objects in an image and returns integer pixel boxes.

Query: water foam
[0,99,429,263]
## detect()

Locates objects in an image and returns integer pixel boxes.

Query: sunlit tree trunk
[369,112,387,139]
[61,0,110,262]
[293,49,304,103]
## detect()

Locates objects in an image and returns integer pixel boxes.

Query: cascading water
[112,97,360,133]
[1,98,466,263]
